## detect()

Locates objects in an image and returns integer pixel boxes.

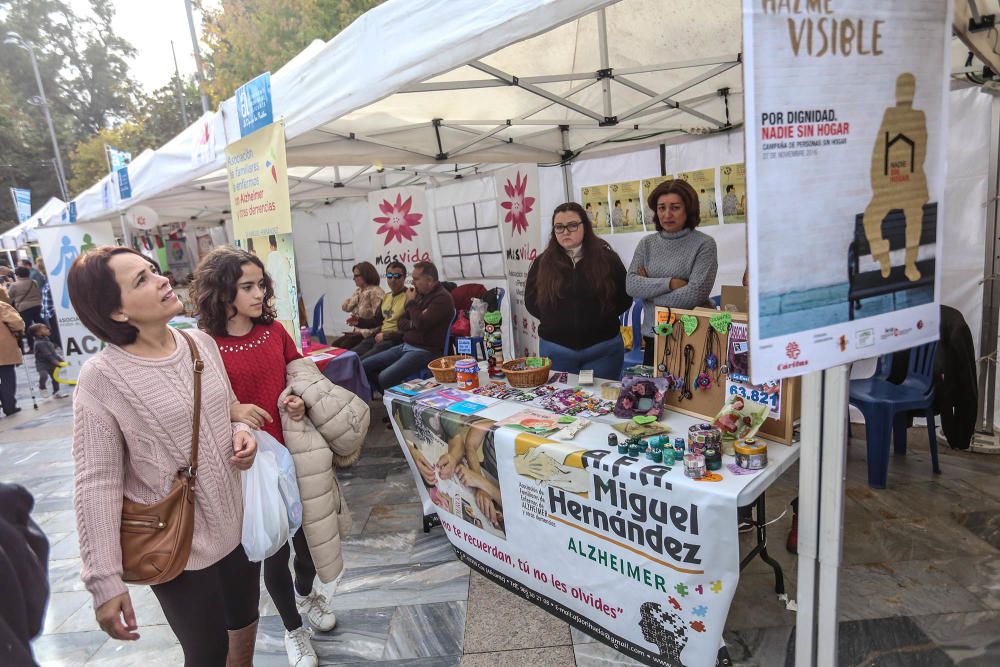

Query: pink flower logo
[500,171,535,235]
[374,194,422,245]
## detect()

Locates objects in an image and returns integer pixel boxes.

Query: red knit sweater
[214,322,301,444]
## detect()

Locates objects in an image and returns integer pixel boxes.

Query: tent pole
[560,126,573,202]
[795,366,848,667]
[597,9,613,121]
[977,93,1000,436]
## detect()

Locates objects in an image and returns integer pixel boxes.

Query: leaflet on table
[417,388,499,414]
[496,409,562,436]
[385,378,443,398]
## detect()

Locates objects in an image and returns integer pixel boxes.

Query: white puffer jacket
[280,358,370,583]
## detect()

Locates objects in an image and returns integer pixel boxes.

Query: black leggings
[151,544,261,667]
[263,528,317,631]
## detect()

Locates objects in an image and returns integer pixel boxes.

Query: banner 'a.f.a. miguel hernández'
[743,0,950,382]
[388,399,739,667]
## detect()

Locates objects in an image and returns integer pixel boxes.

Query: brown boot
[226,619,258,667]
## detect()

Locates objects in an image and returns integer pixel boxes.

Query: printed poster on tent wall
[676,168,719,226]
[743,0,949,382]
[35,222,115,383]
[608,181,646,233]
[581,184,611,235]
[495,165,542,357]
[365,186,435,270]
[719,164,747,224]
[225,120,300,346]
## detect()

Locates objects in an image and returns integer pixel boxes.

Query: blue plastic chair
[710,294,721,308]
[620,298,644,376]
[848,342,940,489]
[309,295,327,345]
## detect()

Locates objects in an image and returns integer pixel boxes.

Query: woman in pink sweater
[68,247,260,666]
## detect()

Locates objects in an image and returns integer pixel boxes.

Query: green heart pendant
[710,312,733,333]
[680,314,698,336]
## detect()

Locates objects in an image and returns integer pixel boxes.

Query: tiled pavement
[5,384,1000,666]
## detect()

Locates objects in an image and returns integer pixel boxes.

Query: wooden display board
[649,307,799,444]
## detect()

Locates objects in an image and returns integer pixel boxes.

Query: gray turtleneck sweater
[626,228,718,337]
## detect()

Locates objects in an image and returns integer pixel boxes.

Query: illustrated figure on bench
[862,72,928,283]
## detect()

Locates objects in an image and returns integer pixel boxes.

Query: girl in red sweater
[192,246,335,667]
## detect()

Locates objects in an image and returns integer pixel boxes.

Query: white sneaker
[296,590,337,632]
[283,626,318,667]
[52,391,69,399]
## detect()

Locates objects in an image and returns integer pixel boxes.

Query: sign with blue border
[10,188,31,223]
[117,167,131,200]
[236,73,273,137]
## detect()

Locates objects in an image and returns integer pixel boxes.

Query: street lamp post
[4,31,70,202]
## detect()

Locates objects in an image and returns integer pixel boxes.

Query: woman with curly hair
[191,246,335,667]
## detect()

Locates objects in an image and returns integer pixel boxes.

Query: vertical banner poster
[36,222,116,383]
[10,188,31,223]
[225,120,300,344]
[581,185,611,235]
[495,165,542,357]
[719,163,747,224]
[743,0,949,382]
[365,186,435,270]
[609,181,646,233]
[676,168,719,226]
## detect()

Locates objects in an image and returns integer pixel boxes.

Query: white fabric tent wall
[1,197,65,250]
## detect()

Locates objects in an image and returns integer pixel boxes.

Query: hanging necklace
[680,344,695,401]
[696,328,722,390]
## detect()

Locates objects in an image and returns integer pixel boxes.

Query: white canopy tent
[0,196,65,251]
[36,1,1000,664]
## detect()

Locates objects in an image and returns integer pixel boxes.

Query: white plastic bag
[255,431,303,535]
[241,441,288,562]
[470,298,487,338]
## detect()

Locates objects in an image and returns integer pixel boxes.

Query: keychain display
[484,310,505,378]
[679,344,695,401]
[695,328,722,391]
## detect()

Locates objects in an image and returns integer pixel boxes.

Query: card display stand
[651,307,799,444]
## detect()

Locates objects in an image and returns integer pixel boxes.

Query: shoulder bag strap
[176,329,203,476]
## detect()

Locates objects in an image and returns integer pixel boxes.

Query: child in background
[29,323,67,398]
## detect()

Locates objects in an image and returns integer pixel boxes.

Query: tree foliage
[0,0,137,226]
[198,0,384,103]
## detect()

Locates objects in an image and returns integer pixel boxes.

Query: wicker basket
[501,357,552,388]
[427,355,475,383]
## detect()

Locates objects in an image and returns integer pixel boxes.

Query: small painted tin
[735,439,768,470]
[608,433,619,450]
[673,437,686,459]
[683,453,706,478]
[704,447,722,471]
[628,439,642,458]
[662,447,675,466]
[454,358,480,389]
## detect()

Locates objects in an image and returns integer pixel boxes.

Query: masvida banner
[495,165,542,357]
[388,398,738,667]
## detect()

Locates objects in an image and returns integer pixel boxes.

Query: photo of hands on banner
[392,401,505,538]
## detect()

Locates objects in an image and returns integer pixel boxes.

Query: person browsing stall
[362,261,455,393]
[349,261,408,359]
[67,247,259,666]
[192,246,336,667]
[525,202,631,379]
[627,179,719,365]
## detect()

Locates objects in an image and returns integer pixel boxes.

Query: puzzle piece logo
[692,605,708,618]
[639,602,688,664]
[710,580,723,594]
[691,620,706,633]
[667,596,681,610]
[674,583,689,597]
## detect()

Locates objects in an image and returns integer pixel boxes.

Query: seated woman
[525,202,631,380]
[334,261,383,349]
[627,179,719,365]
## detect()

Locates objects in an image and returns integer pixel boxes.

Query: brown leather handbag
[120,329,203,585]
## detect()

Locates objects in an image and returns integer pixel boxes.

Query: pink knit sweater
[72,328,250,607]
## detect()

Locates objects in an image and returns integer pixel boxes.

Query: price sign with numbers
[456,338,473,355]
[724,377,781,420]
